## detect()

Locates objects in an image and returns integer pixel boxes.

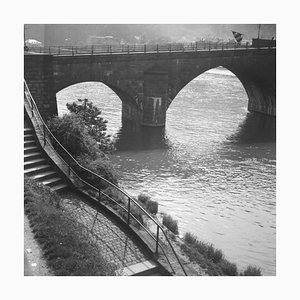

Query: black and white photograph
[23,23,276,277]
[2,0,300,299]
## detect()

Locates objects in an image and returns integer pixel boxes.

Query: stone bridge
[24,46,276,127]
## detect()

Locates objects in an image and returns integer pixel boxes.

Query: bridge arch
[167,61,275,117]
[24,48,275,126]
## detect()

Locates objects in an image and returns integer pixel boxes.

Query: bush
[145,199,158,214]
[48,114,99,159]
[138,193,150,204]
[66,99,114,153]
[184,232,198,245]
[137,193,158,214]
[162,214,179,234]
[183,232,223,263]
[220,260,238,276]
[242,265,261,276]
[77,154,118,186]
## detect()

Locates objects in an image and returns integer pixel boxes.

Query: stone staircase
[24,125,68,192]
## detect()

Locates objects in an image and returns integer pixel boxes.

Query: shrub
[162,214,179,234]
[184,232,198,245]
[137,193,158,214]
[66,99,115,153]
[138,193,150,204]
[183,232,223,263]
[77,154,118,186]
[242,265,262,276]
[47,114,99,159]
[210,248,223,263]
[220,260,238,276]
[145,199,158,214]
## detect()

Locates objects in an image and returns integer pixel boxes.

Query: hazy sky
[25,24,276,46]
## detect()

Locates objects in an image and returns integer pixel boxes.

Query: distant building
[25,39,43,47]
[87,36,120,45]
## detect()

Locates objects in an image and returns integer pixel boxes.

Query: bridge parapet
[25,45,276,127]
[25,40,275,56]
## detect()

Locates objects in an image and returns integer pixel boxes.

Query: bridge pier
[141,71,168,127]
[24,55,58,120]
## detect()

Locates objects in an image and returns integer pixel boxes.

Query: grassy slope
[24,177,116,276]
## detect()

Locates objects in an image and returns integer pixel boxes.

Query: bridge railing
[25,40,275,56]
[24,80,187,276]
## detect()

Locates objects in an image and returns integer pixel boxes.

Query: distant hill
[24,24,276,46]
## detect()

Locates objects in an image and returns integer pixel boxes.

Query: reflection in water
[115,121,169,151]
[116,112,277,151]
[228,112,276,144]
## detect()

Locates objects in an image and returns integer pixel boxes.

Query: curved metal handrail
[24,80,187,275]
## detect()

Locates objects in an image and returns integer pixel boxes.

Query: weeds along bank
[135,194,262,276]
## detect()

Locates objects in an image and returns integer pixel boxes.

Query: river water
[57,67,276,275]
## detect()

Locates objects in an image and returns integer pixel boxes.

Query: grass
[184,232,223,263]
[182,231,238,275]
[24,177,117,276]
[242,265,262,276]
[162,214,179,234]
[182,231,262,276]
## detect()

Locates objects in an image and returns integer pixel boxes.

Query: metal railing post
[127,198,131,225]
[127,45,129,54]
[58,46,60,55]
[48,47,51,55]
[156,225,159,254]
[98,189,101,201]
[144,44,146,53]
[72,46,74,56]
[91,45,94,55]
[156,44,159,53]
[208,42,211,51]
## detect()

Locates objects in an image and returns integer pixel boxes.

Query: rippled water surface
[57,67,276,275]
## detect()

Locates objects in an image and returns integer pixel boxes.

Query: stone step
[24,158,47,169]
[24,133,34,141]
[24,145,39,154]
[24,140,36,147]
[24,127,32,133]
[24,164,52,176]
[51,183,69,192]
[42,177,64,187]
[121,260,160,276]
[24,152,42,162]
[31,170,57,181]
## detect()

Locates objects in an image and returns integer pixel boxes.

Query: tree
[47,114,99,159]
[66,99,114,153]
